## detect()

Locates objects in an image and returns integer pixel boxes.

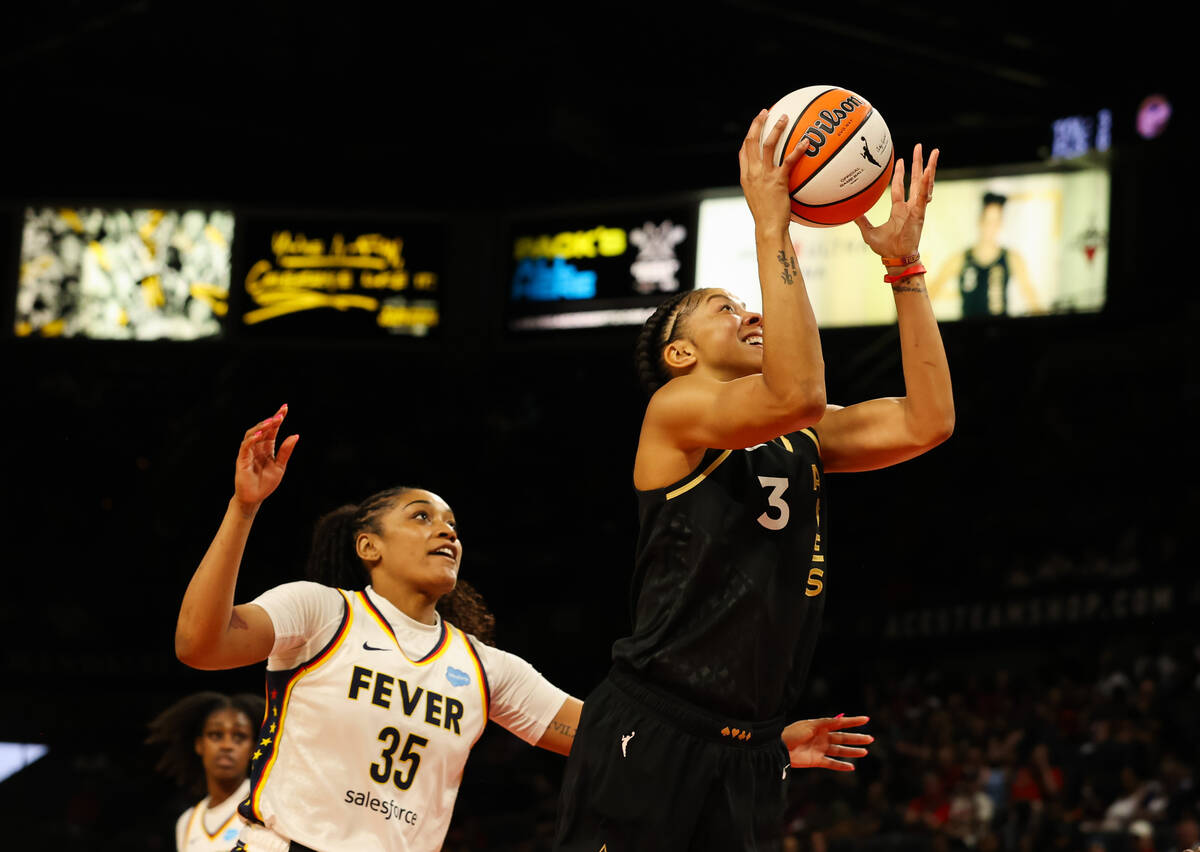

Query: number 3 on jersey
[756,473,824,598]
[756,476,790,530]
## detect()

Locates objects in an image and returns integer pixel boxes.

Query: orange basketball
[761,85,895,228]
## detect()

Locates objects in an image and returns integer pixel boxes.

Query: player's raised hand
[740,109,810,234]
[234,404,299,510]
[854,143,940,259]
[782,714,873,771]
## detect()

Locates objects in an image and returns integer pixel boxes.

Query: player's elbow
[940,409,956,441]
[929,419,955,449]
[776,381,827,427]
[935,401,956,443]
[174,625,212,670]
[174,630,199,668]
[915,410,955,450]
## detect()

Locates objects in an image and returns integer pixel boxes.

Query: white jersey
[237,585,562,852]
[175,779,249,851]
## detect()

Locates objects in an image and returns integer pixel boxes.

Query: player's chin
[212,763,245,782]
[426,565,459,595]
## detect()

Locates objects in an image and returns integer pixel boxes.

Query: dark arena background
[1,2,1195,850]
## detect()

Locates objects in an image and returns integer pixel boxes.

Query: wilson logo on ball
[799,96,865,157]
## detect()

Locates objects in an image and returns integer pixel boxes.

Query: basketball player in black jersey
[553,110,955,851]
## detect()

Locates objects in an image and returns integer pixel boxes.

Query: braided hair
[145,691,265,795]
[305,487,496,645]
[633,290,706,397]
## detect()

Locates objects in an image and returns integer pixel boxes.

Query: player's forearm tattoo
[891,281,926,294]
[550,720,576,739]
[229,610,249,630]
[777,250,798,286]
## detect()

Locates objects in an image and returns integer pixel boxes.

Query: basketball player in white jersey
[175,406,876,852]
[146,691,264,851]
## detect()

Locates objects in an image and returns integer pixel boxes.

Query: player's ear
[663,340,696,371]
[355,532,381,562]
[194,737,204,757]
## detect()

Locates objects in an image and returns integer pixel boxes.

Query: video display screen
[234,217,446,338]
[505,205,697,331]
[16,207,234,340]
[695,163,1110,327]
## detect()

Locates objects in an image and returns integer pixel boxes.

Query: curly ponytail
[436,580,496,646]
[633,290,701,397]
[305,486,496,646]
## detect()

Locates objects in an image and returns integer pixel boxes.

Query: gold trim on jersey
[778,435,793,453]
[453,625,492,744]
[359,589,452,665]
[249,589,354,821]
[665,449,732,500]
[798,428,820,456]
[192,804,239,841]
[184,803,199,842]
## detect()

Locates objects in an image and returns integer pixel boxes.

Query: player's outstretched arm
[818,144,955,472]
[535,696,584,756]
[783,714,874,771]
[175,405,298,670]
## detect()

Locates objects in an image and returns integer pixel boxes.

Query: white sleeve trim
[471,640,570,746]
[249,581,346,671]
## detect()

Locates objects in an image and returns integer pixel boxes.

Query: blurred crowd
[782,632,1199,852]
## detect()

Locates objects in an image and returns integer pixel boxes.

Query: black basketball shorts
[552,664,792,852]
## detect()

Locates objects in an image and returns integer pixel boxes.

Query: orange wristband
[884,263,927,284]
[881,252,920,267]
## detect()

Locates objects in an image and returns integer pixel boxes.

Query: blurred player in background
[553,110,954,851]
[146,691,264,851]
[928,191,1041,317]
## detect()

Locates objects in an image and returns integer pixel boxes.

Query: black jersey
[611,429,827,721]
[959,247,1009,317]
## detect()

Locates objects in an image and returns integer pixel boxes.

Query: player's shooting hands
[855,143,939,259]
[234,404,299,512]
[740,110,810,235]
[783,714,873,771]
